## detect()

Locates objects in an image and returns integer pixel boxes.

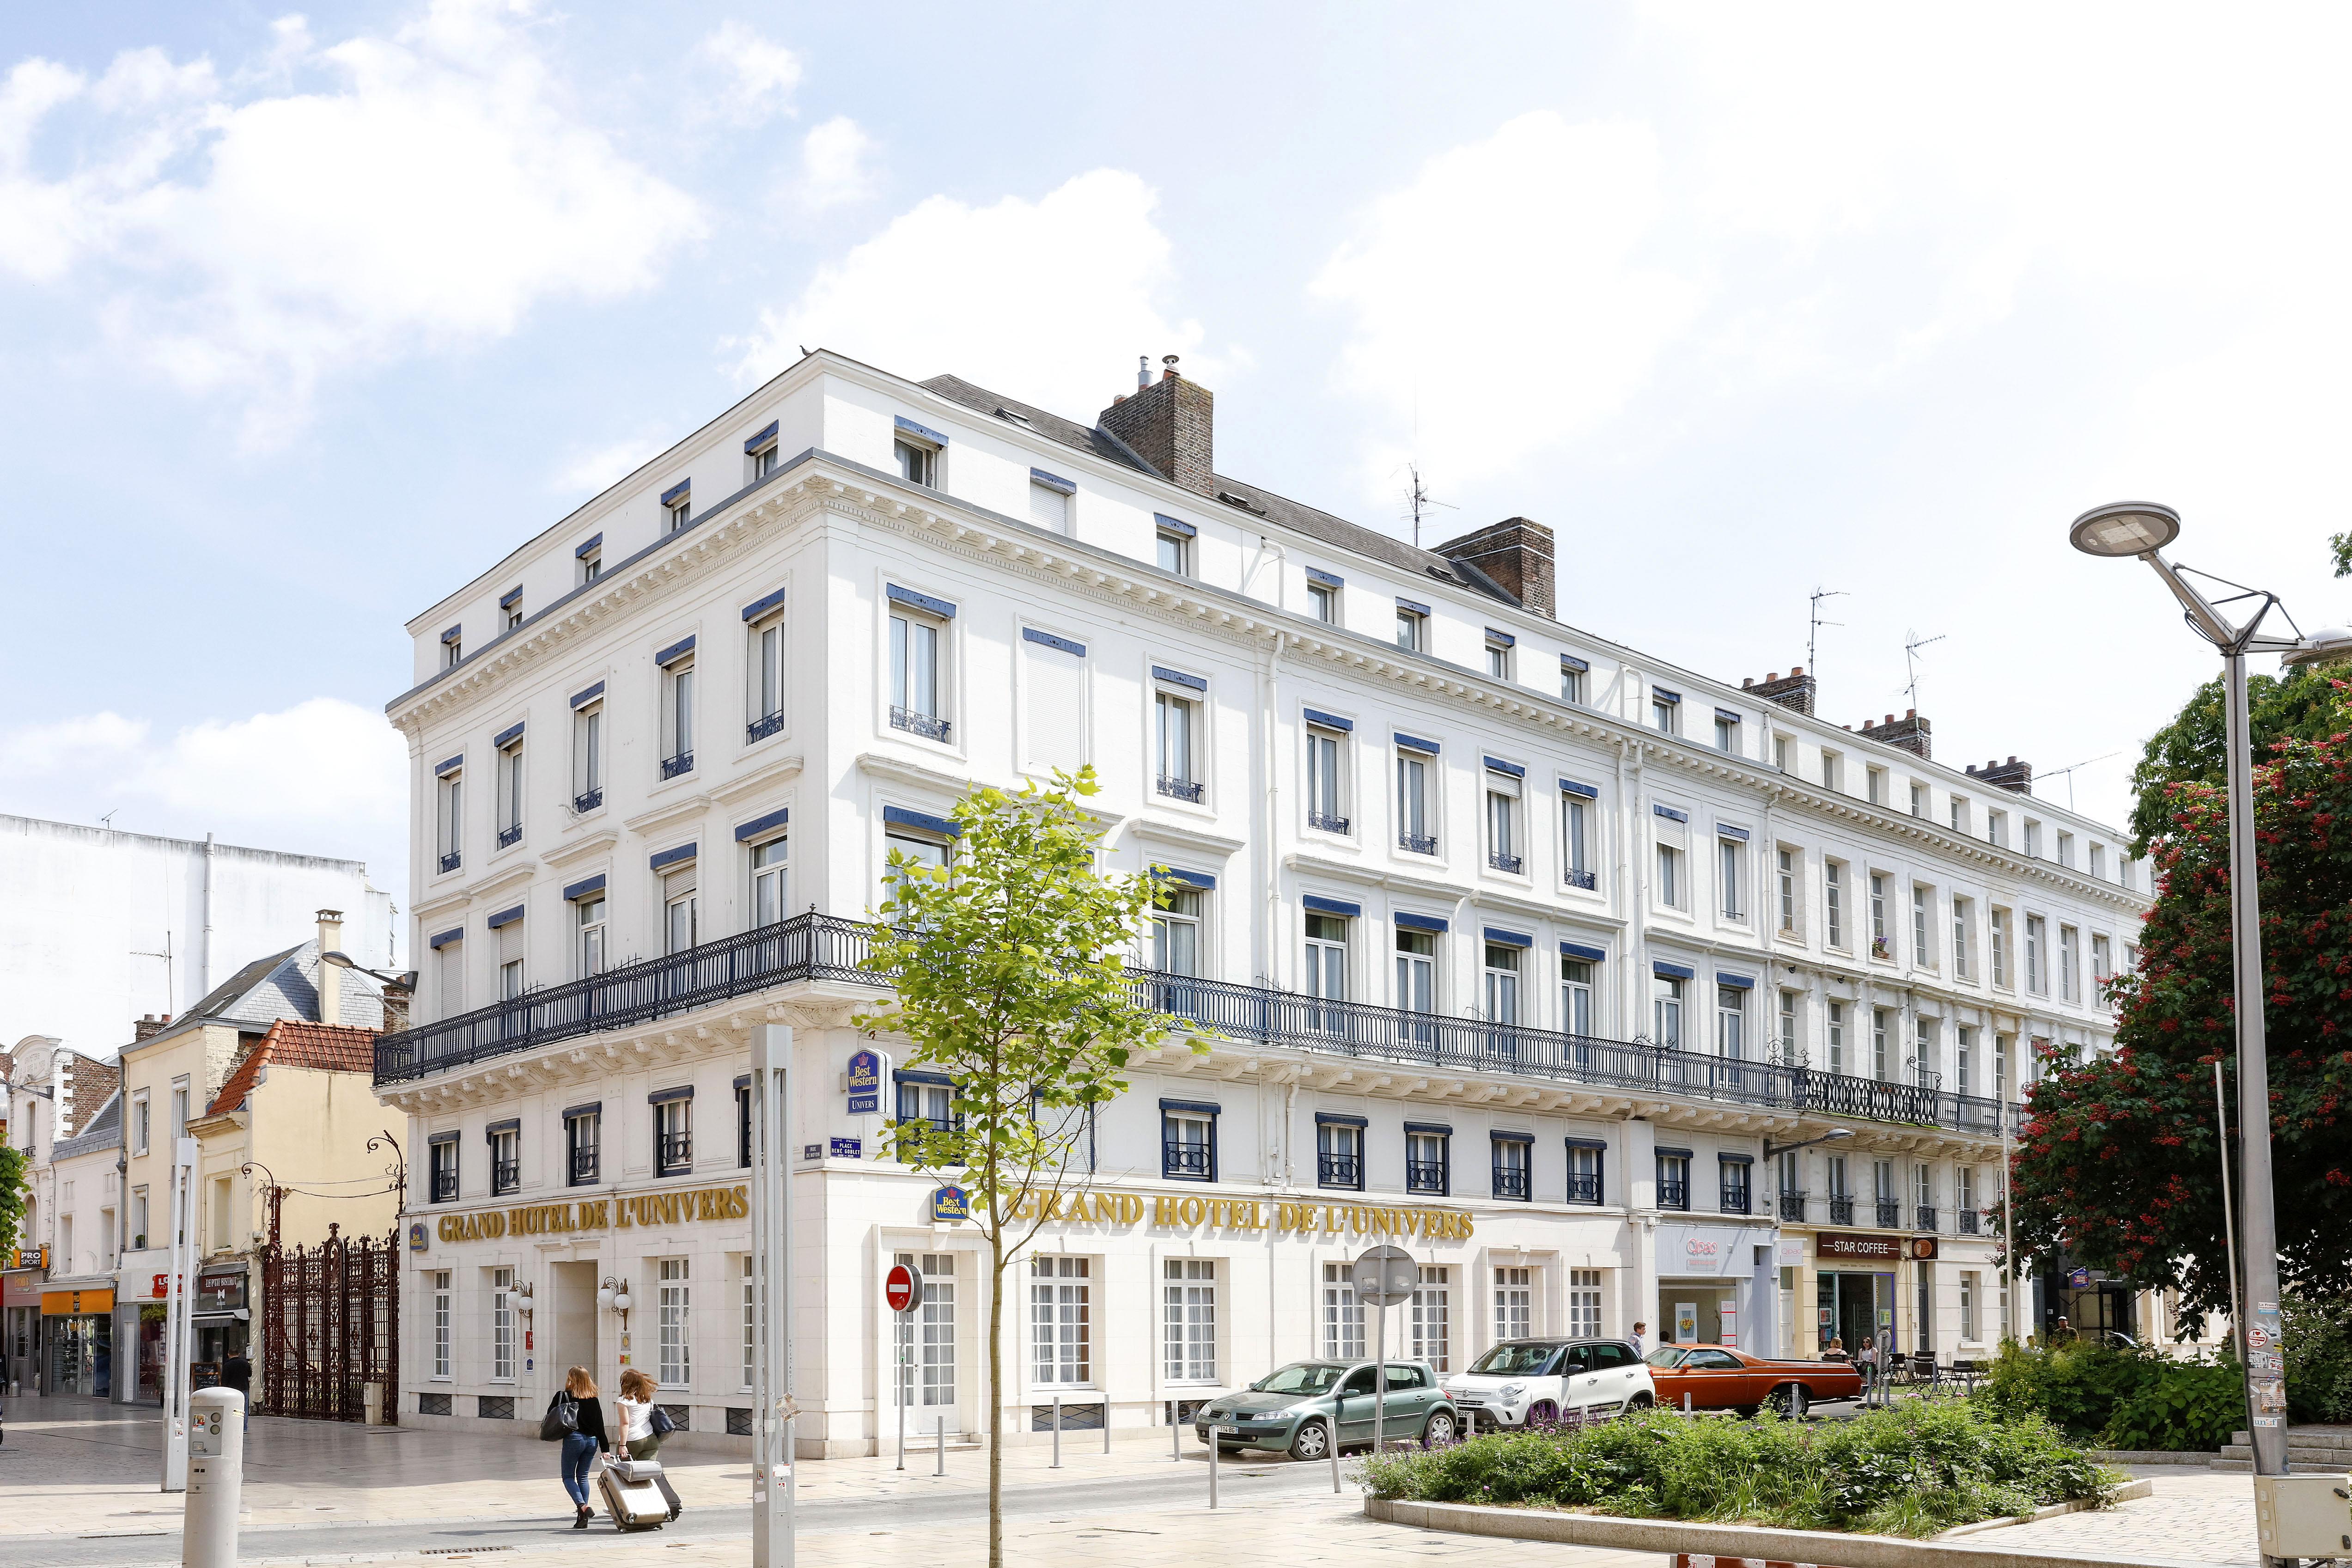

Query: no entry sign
[885,1262,924,1315]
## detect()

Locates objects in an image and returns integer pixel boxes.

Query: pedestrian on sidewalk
[1630,1322,1646,1356]
[221,1349,253,1432]
[547,1366,609,1530]
[615,1368,664,1461]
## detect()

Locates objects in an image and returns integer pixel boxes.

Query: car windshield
[1644,1347,1687,1368]
[1251,1362,1345,1396]
[1467,1342,1563,1376]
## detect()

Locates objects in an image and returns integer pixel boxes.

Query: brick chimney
[133,1013,172,1042]
[1859,709,1932,759]
[316,909,344,1025]
[1742,667,1816,717]
[1097,355,1213,496]
[1435,517,1554,617]
[1966,756,2034,794]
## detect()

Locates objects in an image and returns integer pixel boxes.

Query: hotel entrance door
[892,1251,959,1437]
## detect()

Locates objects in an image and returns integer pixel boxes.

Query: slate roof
[50,1088,120,1161]
[917,375,1518,610]
[207,1019,378,1117]
[162,939,384,1041]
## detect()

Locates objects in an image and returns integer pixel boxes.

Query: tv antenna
[1399,462,1456,550]
[1807,588,1847,674]
[1902,629,1947,710]
[2037,750,2121,812]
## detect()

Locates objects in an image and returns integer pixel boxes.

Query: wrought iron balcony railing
[891,707,951,743]
[492,1159,519,1195]
[656,1132,693,1176]
[573,788,603,813]
[1877,1200,1903,1227]
[1399,832,1438,854]
[1157,775,1206,803]
[1491,1166,1531,1200]
[1829,1195,1855,1226]
[1164,1142,1210,1179]
[370,913,2023,1139]
[1915,1205,1938,1233]
[1777,1190,1807,1221]
[747,712,786,744]
[1489,852,1524,874]
[1658,1178,1690,1211]
[1565,867,1598,891]
[568,1146,598,1186]
[497,824,522,849]
[1720,1182,1752,1215]
[1405,1159,1447,1195]
[1317,1153,1361,1189]
[1566,1171,1603,1205]
[1959,1208,1980,1235]
[438,852,461,874]
[660,750,695,780]
[1308,811,1351,835]
[431,1169,457,1203]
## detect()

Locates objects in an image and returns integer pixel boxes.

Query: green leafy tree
[2122,664,2339,855]
[0,1145,24,1255]
[856,768,1197,1568]
[2011,688,2352,1327]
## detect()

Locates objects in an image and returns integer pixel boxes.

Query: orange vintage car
[1642,1344,1863,1417]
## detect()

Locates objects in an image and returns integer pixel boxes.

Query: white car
[1442,1337,1655,1431]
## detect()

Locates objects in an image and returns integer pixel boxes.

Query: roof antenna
[2037,750,2122,812]
[1902,628,1948,711]
[1399,462,1456,550]
[1807,587,1847,675]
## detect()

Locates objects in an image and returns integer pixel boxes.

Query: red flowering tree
[2011,691,2352,1328]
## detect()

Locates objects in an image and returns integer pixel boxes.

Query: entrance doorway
[46,1314,112,1397]
[893,1251,959,1436]
[1817,1271,1889,1356]
[550,1262,597,1385]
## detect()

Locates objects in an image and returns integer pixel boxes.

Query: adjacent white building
[0,814,397,1055]
[378,350,2149,1454]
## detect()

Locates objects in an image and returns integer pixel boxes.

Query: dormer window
[1154,513,1196,577]
[745,419,781,483]
[576,532,603,585]
[1713,709,1741,753]
[1306,568,1341,624]
[440,624,462,670]
[891,416,944,488]
[662,478,692,533]
[1560,654,1588,705]
[1484,629,1514,680]
[1650,688,1681,734]
[500,587,523,631]
[1395,599,1428,652]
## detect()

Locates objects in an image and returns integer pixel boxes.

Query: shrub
[1359,1401,2114,1538]
[1975,1338,2242,1451]
[2285,1294,2352,1425]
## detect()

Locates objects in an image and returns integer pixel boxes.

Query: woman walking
[548,1366,609,1529]
[615,1369,663,1461]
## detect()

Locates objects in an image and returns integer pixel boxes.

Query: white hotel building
[380,350,2147,1453]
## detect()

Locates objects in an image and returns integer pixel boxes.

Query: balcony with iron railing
[660,751,695,780]
[370,911,2022,1140]
[1565,867,1598,891]
[572,788,603,813]
[1399,832,1438,855]
[1158,775,1206,804]
[1959,1208,1980,1235]
[1877,1199,1903,1227]
[747,712,786,744]
[1720,1180,1752,1215]
[891,707,951,743]
[656,1131,692,1176]
[1489,851,1523,874]
[1164,1142,1210,1179]
[497,824,522,849]
[1828,1195,1855,1226]
[1915,1205,1938,1232]
[1491,1165,1531,1200]
[1406,1159,1447,1195]
[438,851,461,874]
[1566,1171,1603,1205]
[1317,1153,1362,1189]
[1777,1190,1807,1222]
[1308,811,1351,835]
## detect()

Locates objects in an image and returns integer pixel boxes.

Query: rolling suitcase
[597,1455,682,1531]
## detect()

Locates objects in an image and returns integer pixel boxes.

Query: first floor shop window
[742,1255,756,1390]
[1322,1261,1364,1360]
[1031,1255,1091,1385]
[1569,1269,1603,1339]
[658,1259,690,1385]
[1493,1266,1533,1342]
[432,1271,452,1379]
[490,1267,516,1381]
[1410,1266,1450,1370]
[1164,1259,1216,1382]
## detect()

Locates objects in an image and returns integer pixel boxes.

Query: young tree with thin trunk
[858,768,1200,1568]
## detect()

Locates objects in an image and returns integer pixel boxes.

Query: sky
[3,1,2348,930]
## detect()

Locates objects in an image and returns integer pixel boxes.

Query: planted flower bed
[1359,1399,2118,1539]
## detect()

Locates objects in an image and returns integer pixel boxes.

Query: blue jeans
[560,1434,598,1507]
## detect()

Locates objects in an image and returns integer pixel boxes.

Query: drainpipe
[200,833,216,998]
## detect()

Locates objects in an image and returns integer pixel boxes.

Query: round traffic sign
[885,1262,924,1315]
[1351,1244,1418,1307]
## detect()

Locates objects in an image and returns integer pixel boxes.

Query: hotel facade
[379,351,2150,1454]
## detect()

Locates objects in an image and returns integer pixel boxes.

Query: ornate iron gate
[260,1223,398,1423]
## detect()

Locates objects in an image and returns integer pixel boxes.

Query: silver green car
[1193,1360,1460,1459]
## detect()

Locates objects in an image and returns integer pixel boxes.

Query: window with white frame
[1307,577,1339,623]
[1651,691,1679,733]
[1913,884,1934,968]
[2092,933,2112,989]
[1395,602,1426,651]
[655,1093,693,1176]
[1961,1270,1979,1342]
[2059,925,2079,1001]
[1989,809,2008,848]
[1956,1025,1974,1097]
[1395,744,1436,853]
[491,1266,516,1379]
[498,919,524,1006]
[131,1184,148,1248]
[442,627,462,669]
[2024,819,2041,857]
[1909,781,1928,818]
[1305,721,1348,834]
[1395,925,1437,1014]
[575,894,606,979]
[1828,1000,1846,1074]
[893,431,936,487]
[1992,908,2011,987]
[1950,797,1969,835]
[1410,1266,1450,1370]
[495,734,523,849]
[1774,733,1792,771]
[1561,788,1594,888]
[1317,1118,1364,1190]
[1717,984,1746,1059]
[666,491,692,532]
[741,1255,755,1390]
[1560,956,1594,1036]
[435,765,463,873]
[1994,1034,2011,1101]
[1914,1015,1937,1087]
[1031,1255,1091,1384]
[572,699,603,812]
[1164,1259,1216,1381]
[1407,1128,1449,1195]
[1867,766,1888,805]
[1872,1007,1891,1080]
[658,1258,690,1384]
[889,600,950,742]
[2026,915,2046,993]
[1152,885,1202,976]
[1163,1106,1213,1180]
[1304,912,1347,1003]
[2057,830,2075,868]
[1483,941,1521,1025]
[1714,710,1739,752]
[1569,1269,1603,1339]
[1322,1261,1364,1359]
[489,1121,519,1196]
[1777,848,1797,933]
[1822,749,1844,793]
[2090,842,2106,879]
[1156,519,1193,576]
[1719,836,1744,919]
[1825,861,1846,947]
[1869,872,1889,955]
[661,651,696,776]
[432,1270,452,1379]
[1485,766,1522,872]
[1656,842,1682,909]
[1560,657,1587,704]
[1485,632,1513,680]
[748,605,786,741]
[664,864,699,955]
[1028,471,1072,532]
[1778,990,1798,1063]
[1953,897,1972,979]
[579,542,603,583]
[131,1090,149,1156]
[172,1078,190,1140]
[750,836,789,929]
[1653,972,1684,1048]
[1493,1266,1534,1341]
[1155,686,1201,801]
[1566,1142,1603,1203]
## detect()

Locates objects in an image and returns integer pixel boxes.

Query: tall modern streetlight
[2069,501,2352,1488]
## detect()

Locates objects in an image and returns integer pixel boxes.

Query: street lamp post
[2068,502,2352,1493]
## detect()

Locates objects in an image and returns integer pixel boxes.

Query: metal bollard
[1051,1395,1062,1469]
[1328,1420,1341,1493]
[1682,1391,1691,1415]
[1207,1425,1223,1509]
[1103,1399,1111,1454]
[935,1413,946,1476]
[1170,1404,1181,1462]
[185,1388,245,1568]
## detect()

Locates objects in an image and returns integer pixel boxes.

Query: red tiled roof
[207,1019,378,1116]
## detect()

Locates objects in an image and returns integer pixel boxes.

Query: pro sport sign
[885,1262,924,1315]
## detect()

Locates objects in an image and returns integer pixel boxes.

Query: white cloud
[0,0,704,445]
[1309,111,1704,500]
[737,168,1232,418]
[697,21,801,125]
[0,712,150,775]
[798,115,877,210]
[550,430,671,496]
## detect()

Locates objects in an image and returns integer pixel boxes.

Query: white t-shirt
[616,1396,654,1442]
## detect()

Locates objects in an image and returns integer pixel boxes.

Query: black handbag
[540,1392,579,1441]
[649,1404,676,1436]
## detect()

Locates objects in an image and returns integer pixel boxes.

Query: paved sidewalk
[1978,1465,2261,1567]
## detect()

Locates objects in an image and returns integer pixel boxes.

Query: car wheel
[1421,1409,1459,1448]
[1767,1383,1809,1420]
[1625,1391,1654,1412]
[1526,1399,1558,1426]
[1289,1420,1332,1462]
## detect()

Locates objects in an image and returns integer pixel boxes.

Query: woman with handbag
[544,1366,609,1529]
[615,1368,664,1461]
